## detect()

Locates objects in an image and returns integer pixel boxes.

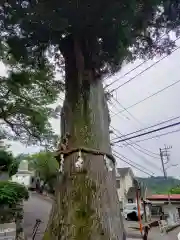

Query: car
[123,203,144,221]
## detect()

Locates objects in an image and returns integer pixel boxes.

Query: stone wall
[0,202,25,240]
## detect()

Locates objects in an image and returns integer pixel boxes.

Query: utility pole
[159,145,172,205]
[136,182,143,236]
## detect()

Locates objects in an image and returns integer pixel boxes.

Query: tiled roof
[147,194,180,200]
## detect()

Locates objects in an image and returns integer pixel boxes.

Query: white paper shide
[104,155,114,172]
[75,151,84,171]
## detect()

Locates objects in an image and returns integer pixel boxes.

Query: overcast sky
[2,39,180,179]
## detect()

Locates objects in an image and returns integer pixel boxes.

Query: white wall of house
[116,177,125,205]
[150,200,180,222]
[10,159,37,189]
[11,173,30,186]
[163,204,180,220]
[11,173,34,188]
[116,170,134,208]
[124,172,133,195]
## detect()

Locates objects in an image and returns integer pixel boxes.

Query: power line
[109,43,180,93]
[109,100,149,154]
[112,115,180,140]
[113,78,180,117]
[110,126,160,173]
[132,143,159,156]
[113,150,154,176]
[111,88,176,154]
[122,128,180,146]
[113,150,154,174]
[104,26,180,89]
[110,125,159,157]
[111,96,143,126]
[115,141,161,170]
[109,101,130,120]
[113,120,180,143]
[111,128,161,171]
[105,61,149,89]
[127,144,160,160]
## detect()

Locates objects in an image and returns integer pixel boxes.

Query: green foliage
[0,148,19,176]
[28,151,59,188]
[8,153,29,177]
[138,176,180,194]
[0,59,63,147]
[8,160,19,177]
[0,181,29,206]
[0,149,14,172]
[170,186,180,194]
[0,1,179,148]
[0,41,63,147]
[0,0,179,76]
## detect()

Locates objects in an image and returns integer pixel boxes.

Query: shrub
[0,181,29,206]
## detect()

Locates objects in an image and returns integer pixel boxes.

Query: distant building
[116,167,138,209]
[147,194,180,222]
[116,167,148,210]
[11,160,36,189]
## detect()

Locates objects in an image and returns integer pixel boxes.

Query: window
[116,180,120,188]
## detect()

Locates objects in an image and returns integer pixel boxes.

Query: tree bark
[43,36,126,240]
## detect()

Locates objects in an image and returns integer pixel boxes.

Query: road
[23,193,52,240]
[23,194,180,239]
[148,226,180,240]
[126,222,180,240]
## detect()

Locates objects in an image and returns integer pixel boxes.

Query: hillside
[137,176,180,194]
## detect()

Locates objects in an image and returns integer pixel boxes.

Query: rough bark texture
[43,36,126,240]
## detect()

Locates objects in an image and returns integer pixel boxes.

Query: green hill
[137,176,180,194]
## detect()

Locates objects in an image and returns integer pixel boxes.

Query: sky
[2,39,180,179]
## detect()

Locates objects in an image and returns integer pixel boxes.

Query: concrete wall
[11,173,32,188]
[116,172,134,208]
[163,204,180,218]
[151,201,180,221]
[125,172,133,194]
[116,177,125,203]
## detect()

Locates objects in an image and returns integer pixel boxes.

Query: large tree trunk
[43,36,126,240]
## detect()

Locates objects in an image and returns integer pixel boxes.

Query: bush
[8,160,19,177]
[0,181,29,206]
[0,150,14,172]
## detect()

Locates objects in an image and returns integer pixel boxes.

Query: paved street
[23,193,52,240]
[126,223,180,240]
[23,193,180,239]
[148,226,180,240]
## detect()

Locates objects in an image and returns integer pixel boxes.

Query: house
[147,194,180,223]
[116,167,138,209]
[11,160,36,189]
[116,167,149,208]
